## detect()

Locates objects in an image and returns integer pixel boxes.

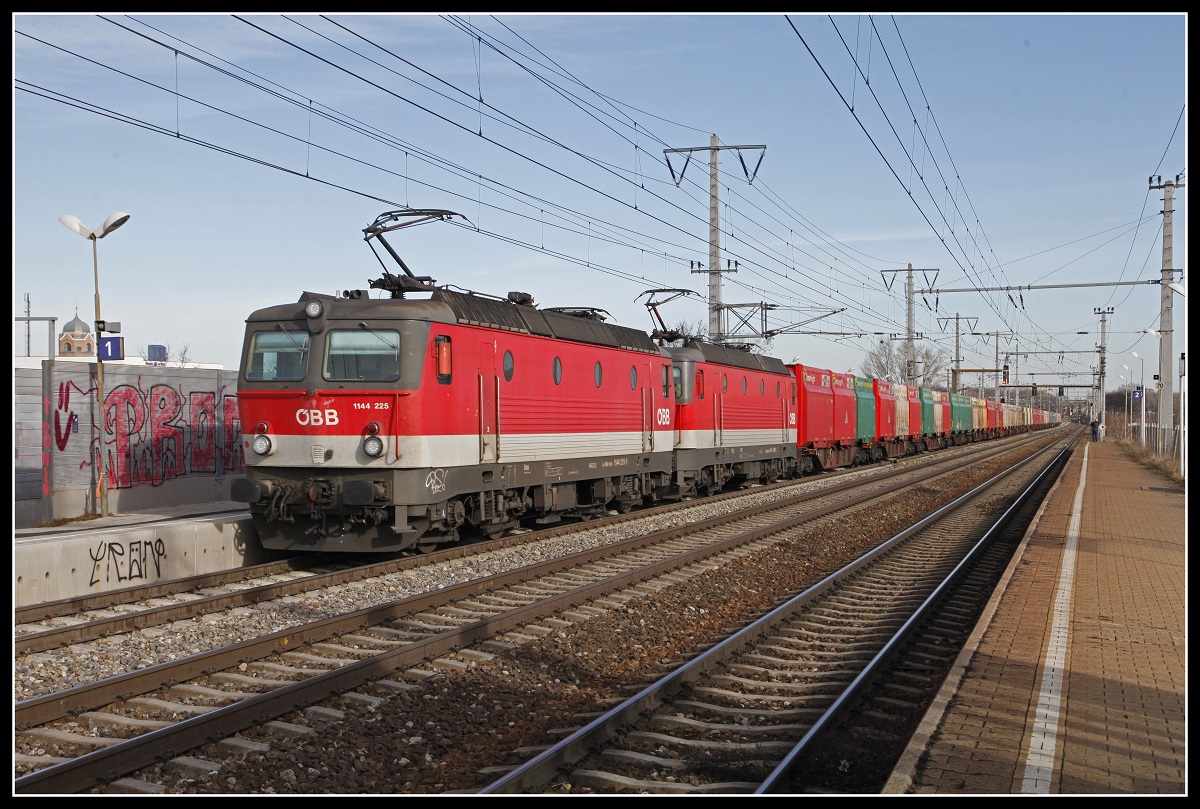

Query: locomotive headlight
[251,434,272,456]
[304,299,324,319]
[363,435,385,458]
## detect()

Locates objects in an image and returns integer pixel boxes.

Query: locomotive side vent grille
[312,445,326,464]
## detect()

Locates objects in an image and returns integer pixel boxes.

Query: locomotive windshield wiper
[358,322,398,351]
[274,322,309,356]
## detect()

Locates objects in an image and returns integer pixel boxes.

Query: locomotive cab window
[245,329,310,382]
[323,328,401,382]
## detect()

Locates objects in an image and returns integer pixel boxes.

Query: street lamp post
[1131,351,1146,447]
[1162,284,1186,475]
[1119,371,1130,439]
[59,212,130,517]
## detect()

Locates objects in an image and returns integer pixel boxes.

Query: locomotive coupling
[231,478,274,503]
[344,479,389,506]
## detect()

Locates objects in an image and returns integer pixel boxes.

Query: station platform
[13,501,258,608]
[13,500,250,540]
[884,439,1187,794]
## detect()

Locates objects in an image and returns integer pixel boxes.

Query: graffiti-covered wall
[14,361,243,528]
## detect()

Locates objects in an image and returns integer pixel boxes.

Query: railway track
[14,433,1049,658]
[481,432,1074,794]
[14,430,1068,794]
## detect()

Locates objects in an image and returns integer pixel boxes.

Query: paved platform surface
[13,501,250,539]
[885,439,1187,794]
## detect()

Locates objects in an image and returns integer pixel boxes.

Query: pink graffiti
[189,391,217,473]
[50,372,242,491]
[148,383,185,484]
[223,393,244,473]
[53,380,88,452]
[106,384,148,488]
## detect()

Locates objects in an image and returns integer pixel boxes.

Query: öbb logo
[296,409,340,426]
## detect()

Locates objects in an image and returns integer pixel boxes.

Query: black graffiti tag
[88,538,167,586]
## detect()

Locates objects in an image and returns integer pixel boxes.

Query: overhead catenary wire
[17,14,1175,383]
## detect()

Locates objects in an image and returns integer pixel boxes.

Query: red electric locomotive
[232,211,676,552]
[669,341,797,494]
[232,284,677,552]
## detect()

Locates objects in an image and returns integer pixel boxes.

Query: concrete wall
[14,361,243,528]
[15,516,267,606]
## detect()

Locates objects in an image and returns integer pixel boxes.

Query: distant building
[15,311,223,370]
[58,310,95,357]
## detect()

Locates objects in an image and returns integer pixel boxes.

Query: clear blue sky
[13,13,1186,397]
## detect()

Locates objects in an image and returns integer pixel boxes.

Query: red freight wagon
[874,379,896,441]
[790,364,834,449]
[830,371,857,446]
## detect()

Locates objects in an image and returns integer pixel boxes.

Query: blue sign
[98,336,125,361]
[1132,390,1142,400]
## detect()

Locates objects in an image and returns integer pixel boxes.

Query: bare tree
[652,318,707,346]
[860,339,948,389]
[673,318,707,341]
[174,343,194,368]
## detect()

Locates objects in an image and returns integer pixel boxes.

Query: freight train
[231,210,1059,553]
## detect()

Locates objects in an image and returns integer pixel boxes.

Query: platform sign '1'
[99,336,125,361]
